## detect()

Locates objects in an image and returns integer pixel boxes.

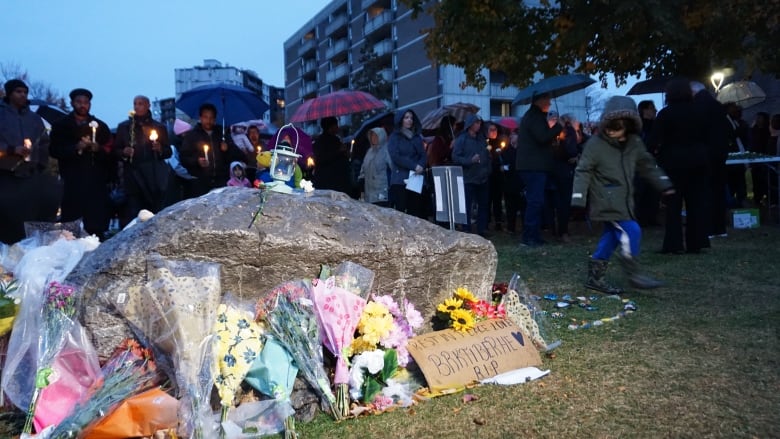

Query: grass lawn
[2,218,778,438]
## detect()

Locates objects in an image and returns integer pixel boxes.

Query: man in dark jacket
[312,116,351,194]
[50,88,114,238]
[0,79,61,244]
[179,103,242,199]
[114,95,172,226]
[691,81,731,238]
[452,113,491,236]
[516,92,562,247]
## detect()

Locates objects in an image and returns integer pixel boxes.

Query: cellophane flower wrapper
[326,261,375,300]
[212,293,265,434]
[0,277,19,337]
[507,273,560,351]
[140,255,222,439]
[311,276,366,418]
[244,336,298,439]
[47,338,161,439]
[257,281,337,419]
[33,321,101,432]
[1,236,97,412]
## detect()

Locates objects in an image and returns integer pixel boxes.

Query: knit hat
[3,79,28,96]
[600,96,642,132]
[69,88,93,100]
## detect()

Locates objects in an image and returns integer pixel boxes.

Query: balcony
[299,81,318,99]
[325,14,348,36]
[325,38,349,59]
[373,39,393,57]
[297,39,316,57]
[299,59,317,77]
[363,10,393,36]
[325,63,349,83]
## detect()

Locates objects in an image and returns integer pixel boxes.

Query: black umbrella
[512,74,596,106]
[351,110,394,141]
[28,99,67,126]
[626,77,673,95]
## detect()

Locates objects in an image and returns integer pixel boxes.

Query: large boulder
[70,187,497,358]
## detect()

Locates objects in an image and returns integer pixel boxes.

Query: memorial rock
[69,187,497,359]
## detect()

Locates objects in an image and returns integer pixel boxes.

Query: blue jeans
[592,220,641,260]
[519,171,547,244]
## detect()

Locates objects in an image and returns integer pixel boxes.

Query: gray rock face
[70,187,497,359]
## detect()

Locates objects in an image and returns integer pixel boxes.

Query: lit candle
[307,157,315,168]
[350,139,355,155]
[203,144,210,164]
[149,129,158,143]
[23,138,31,162]
[500,141,506,149]
[89,121,98,143]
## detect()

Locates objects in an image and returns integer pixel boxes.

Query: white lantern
[268,123,301,193]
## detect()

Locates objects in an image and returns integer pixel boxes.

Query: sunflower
[437,297,463,314]
[454,287,477,303]
[450,308,476,332]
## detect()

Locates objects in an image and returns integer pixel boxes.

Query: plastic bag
[324,261,375,300]
[33,323,101,432]
[1,237,98,412]
[24,219,85,245]
[504,273,561,351]
[81,387,178,439]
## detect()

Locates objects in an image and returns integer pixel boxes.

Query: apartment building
[283,0,592,134]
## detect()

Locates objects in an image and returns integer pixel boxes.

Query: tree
[400,0,779,89]
[1,62,67,109]
[350,43,393,128]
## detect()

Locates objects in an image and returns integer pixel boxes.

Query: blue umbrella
[512,74,596,106]
[176,83,270,127]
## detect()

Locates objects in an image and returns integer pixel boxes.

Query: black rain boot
[585,258,625,295]
[618,255,664,289]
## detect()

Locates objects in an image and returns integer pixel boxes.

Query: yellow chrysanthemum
[356,301,393,347]
[454,287,477,303]
[437,297,463,314]
[450,308,476,332]
[349,337,376,356]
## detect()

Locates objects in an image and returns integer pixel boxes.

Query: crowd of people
[2,77,779,282]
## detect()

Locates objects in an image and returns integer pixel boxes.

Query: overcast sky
[1,0,331,126]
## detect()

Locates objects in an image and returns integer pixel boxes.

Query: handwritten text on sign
[407,319,541,391]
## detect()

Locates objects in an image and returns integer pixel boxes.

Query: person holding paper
[452,114,491,237]
[388,109,427,218]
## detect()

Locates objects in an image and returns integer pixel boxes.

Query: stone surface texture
[70,187,497,359]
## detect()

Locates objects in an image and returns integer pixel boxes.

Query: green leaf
[362,376,383,404]
[381,349,398,381]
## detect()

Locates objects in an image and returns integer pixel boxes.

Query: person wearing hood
[452,113,492,236]
[0,79,61,244]
[227,161,251,187]
[572,96,674,294]
[114,95,172,226]
[516,91,563,247]
[359,127,391,206]
[50,88,115,239]
[387,109,427,218]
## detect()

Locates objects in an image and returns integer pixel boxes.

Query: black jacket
[180,123,242,182]
[50,113,114,184]
[516,105,562,172]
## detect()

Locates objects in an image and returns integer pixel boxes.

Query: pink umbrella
[290,89,386,123]
[497,117,519,130]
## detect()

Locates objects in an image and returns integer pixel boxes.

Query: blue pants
[592,220,641,260]
[519,171,547,244]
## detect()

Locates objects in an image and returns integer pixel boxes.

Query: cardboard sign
[731,208,760,229]
[407,318,542,392]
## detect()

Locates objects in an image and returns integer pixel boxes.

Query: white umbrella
[716,81,766,109]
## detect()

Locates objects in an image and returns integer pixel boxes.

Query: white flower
[88,121,98,129]
[348,349,387,400]
[300,179,314,192]
[382,378,414,407]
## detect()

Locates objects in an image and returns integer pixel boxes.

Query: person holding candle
[113,95,172,227]
[179,103,243,198]
[50,88,114,239]
[0,79,60,244]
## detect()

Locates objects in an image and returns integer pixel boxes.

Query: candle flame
[23,138,32,148]
[307,157,315,168]
[149,130,158,142]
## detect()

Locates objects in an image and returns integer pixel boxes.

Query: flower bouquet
[212,295,264,438]
[433,287,505,333]
[48,338,161,438]
[22,281,79,434]
[257,280,338,419]
[0,276,19,338]
[244,336,299,438]
[310,275,366,418]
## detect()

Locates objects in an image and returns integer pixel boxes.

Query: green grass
[294,221,780,439]
[2,220,778,438]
